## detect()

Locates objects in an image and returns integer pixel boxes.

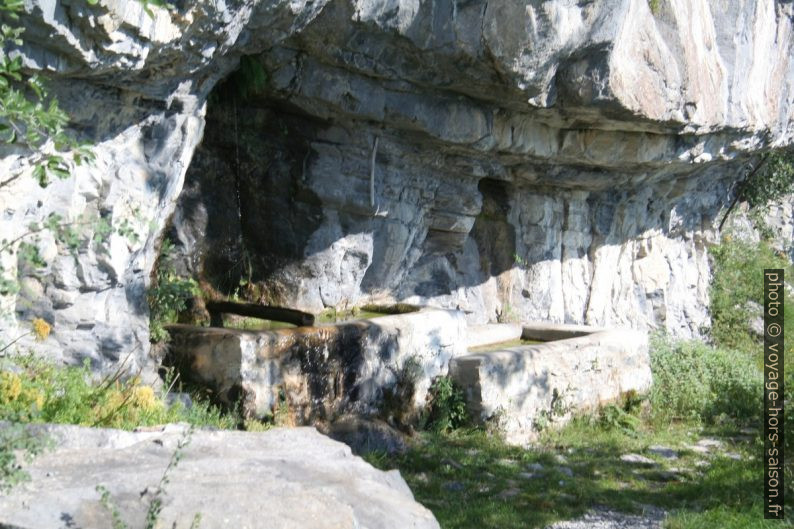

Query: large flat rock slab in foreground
[0,424,439,529]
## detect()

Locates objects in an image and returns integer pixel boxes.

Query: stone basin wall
[165,307,466,424]
[449,323,651,446]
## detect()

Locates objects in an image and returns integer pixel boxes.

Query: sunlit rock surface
[450,323,652,445]
[170,0,794,342]
[1,0,793,372]
[0,423,440,529]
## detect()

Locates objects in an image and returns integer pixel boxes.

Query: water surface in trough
[224,309,393,330]
[468,338,544,353]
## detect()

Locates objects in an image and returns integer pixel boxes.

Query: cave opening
[471,177,517,280]
[166,58,326,305]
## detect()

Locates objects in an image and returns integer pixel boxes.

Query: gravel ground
[544,506,666,529]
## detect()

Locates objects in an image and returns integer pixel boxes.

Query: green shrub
[557,390,644,436]
[709,236,793,356]
[0,423,48,493]
[148,238,199,343]
[0,353,235,430]
[595,404,639,435]
[421,376,469,433]
[597,391,645,434]
[649,334,761,424]
[742,149,794,209]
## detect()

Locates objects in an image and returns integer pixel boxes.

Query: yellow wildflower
[0,372,22,402]
[32,388,45,410]
[129,385,159,411]
[20,386,45,411]
[32,318,51,341]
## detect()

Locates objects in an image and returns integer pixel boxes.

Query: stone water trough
[165,306,651,444]
[451,323,652,445]
[164,305,468,425]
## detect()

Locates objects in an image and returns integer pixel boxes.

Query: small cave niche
[470,177,517,279]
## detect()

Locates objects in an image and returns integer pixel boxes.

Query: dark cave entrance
[166,66,325,302]
[471,177,517,280]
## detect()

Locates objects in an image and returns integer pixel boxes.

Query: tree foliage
[741,148,794,208]
[0,0,92,189]
[0,0,172,190]
[719,147,794,231]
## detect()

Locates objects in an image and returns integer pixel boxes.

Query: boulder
[0,423,439,529]
[320,415,411,455]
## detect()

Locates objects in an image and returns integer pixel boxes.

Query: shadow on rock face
[166,43,739,336]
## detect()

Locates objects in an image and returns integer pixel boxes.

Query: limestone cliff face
[1,0,793,372]
[0,0,327,372]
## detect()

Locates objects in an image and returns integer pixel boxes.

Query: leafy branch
[719,148,794,231]
[0,0,99,301]
[0,423,49,493]
[0,1,93,189]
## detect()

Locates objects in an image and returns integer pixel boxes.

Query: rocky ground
[545,507,667,529]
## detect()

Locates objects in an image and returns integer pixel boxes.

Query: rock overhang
[1,0,793,372]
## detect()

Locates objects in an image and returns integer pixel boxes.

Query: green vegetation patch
[0,423,49,493]
[148,238,200,343]
[368,405,788,528]
[0,354,235,430]
[366,429,588,528]
[648,334,762,424]
[741,150,794,209]
[709,234,793,359]
[420,376,470,433]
